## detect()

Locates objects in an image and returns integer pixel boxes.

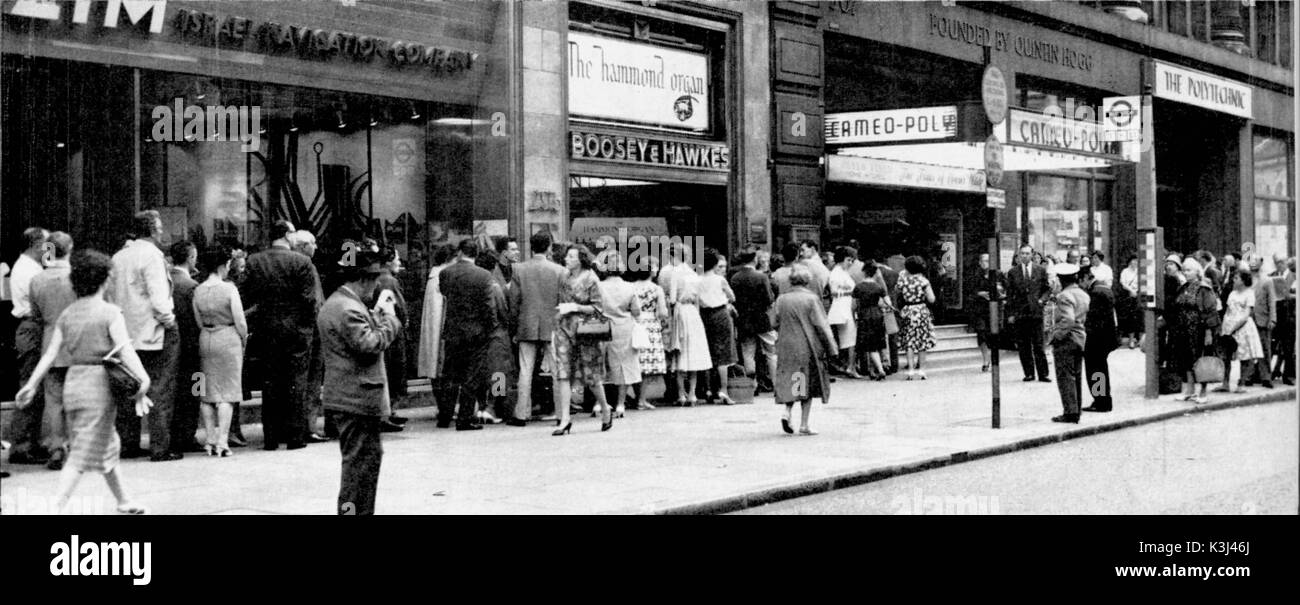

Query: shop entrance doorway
[567,177,728,256]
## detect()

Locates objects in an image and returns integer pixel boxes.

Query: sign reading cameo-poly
[981,65,1008,124]
[984,134,1004,187]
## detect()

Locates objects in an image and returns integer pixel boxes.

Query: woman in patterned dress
[1216,271,1264,394]
[192,248,248,457]
[1169,257,1220,403]
[897,255,937,380]
[630,266,668,410]
[15,250,150,514]
[551,244,614,435]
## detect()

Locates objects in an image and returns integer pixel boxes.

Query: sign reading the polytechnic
[824,106,958,145]
[1152,61,1252,119]
[826,154,986,193]
[570,130,729,171]
[568,32,710,132]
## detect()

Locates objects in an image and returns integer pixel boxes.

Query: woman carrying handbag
[1170,258,1222,404]
[1214,271,1265,394]
[550,244,615,435]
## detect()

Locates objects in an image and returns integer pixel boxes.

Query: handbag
[631,321,652,349]
[575,316,612,341]
[102,343,143,402]
[1192,356,1225,384]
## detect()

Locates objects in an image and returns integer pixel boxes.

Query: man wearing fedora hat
[318,249,402,515]
[1049,263,1090,424]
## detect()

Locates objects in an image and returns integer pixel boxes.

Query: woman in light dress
[417,244,457,379]
[192,248,248,457]
[826,246,861,378]
[1216,271,1264,394]
[630,266,668,410]
[599,255,642,418]
[16,250,151,514]
[668,262,712,406]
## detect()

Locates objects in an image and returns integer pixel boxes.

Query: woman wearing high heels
[552,244,615,435]
[852,259,888,380]
[669,257,713,406]
[698,249,738,404]
[599,255,642,418]
[192,248,248,457]
[967,253,1003,372]
[15,250,150,513]
[629,266,668,410]
[826,246,860,378]
[773,267,836,435]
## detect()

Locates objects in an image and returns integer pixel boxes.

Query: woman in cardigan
[773,267,837,435]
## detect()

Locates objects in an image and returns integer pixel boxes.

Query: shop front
[1,0,517,383]
[564,1,736,257]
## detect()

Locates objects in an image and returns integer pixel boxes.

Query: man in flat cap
[1049,263,1090,424]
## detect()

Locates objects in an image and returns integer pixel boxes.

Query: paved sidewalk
[1,348,1294,514]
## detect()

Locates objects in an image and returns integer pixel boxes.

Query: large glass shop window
[1025,175,1112,262]
[1254,134,1294,265]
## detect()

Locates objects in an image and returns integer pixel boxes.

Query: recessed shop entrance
[567,176,728,254]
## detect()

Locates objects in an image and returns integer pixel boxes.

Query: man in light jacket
[507,231,567,426]
[318,250,402,515]
[1049,263,1089,424]
[108,211,181,461]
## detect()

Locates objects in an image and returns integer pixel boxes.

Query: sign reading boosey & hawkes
[570,130,730,171]
[568,31,711,132]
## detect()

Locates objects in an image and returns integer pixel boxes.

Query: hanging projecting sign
[986,188,1006,209]
[981,65,1008,124]
[823,106,959,145]
[1101,96,1141,142]
[826,154,986,193]
[984,134,1004,187]
[1007,109,1114,156]
[568,31,710,131]
[1152,61,1251,119]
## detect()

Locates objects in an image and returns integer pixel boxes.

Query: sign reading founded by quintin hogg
[568,31,710,131]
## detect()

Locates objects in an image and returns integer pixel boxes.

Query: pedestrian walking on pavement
[192,248,247,457]
[27,232,76,470]
[1170,257,1221,404]
[1081,267,1116,412]
[15,250,151,514]
[852,259,889,380]
[318,250,402,515]
[896,256,936,380]
[551,244,615,435]
[1049,263,1089,423]
[108,211,182,461]
[731,251,777,393]
[773,267,836,436]
[1006,245,1053,383]
[967,252,1003,372]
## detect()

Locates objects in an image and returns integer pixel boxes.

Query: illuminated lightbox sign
[824,106,959,145]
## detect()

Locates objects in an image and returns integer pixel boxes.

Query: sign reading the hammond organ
[568,31,710,131]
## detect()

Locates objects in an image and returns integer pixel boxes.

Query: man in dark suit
[1081,267,1117,412]
[438,238,498,431]
[731,251,776,393]
[508,231,567,426]
[318,250,401,515]
[1006,245,1052,382]
[241,220,322,450]
[168,241,203,453]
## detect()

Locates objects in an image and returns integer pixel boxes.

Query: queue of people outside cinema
[3,216,1295,511]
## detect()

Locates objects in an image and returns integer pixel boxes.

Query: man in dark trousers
[5,227,49,465]
[1006,245,1053,382]
[169,241,204,452]
[438,238,497,431]
[731,251,776,394]
[874,257,901,374]
[1081,266,1117,412]
[508,231,567,425]
[27,232,75,470]
[242,220,322,450]
[318,250,401,515]
[1049,263,1089,423]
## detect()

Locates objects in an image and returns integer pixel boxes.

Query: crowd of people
[3,212,1295,512]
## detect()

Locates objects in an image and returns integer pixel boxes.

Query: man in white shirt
[795,240,830,308]
[4,227,50,464]
[108,210,182,461]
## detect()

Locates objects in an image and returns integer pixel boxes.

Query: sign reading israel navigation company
[826,154,986,193]
[568,32,710,132]
[1152,61,1252,119]
[824,106,959,145]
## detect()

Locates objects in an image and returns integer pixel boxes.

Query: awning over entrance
[825,104,1135,188]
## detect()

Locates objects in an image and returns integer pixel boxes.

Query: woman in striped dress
[15,250,151,514]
